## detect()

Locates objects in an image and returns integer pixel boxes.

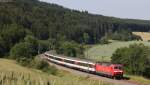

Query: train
[44,52,123,79]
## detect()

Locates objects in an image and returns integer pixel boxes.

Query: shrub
[32,57,58,75]
[10,35,38,65]
[10,42,35,59]
[16,57,32,66]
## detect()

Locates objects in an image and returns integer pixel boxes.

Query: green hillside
[85,41,150,62]
[1,0,150,57]
[0,58,112,85]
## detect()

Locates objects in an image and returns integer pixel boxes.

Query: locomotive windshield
[114,66,122,70]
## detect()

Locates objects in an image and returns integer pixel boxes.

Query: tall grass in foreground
[0,71,51,85]
[0,71,112,85]
[0,59,113,85]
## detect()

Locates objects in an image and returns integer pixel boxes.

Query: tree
[10,35,38,65]
[83,32,90,44]
[56,41,84,58]
[10,42,35,59]
[0,24,26,54]
[0,38,6,57]
[24,35,38,54]
[48,38,56,50]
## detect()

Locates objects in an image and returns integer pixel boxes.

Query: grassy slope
[0,59,112,85]
[84,40,150,62]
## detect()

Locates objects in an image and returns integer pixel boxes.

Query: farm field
[84,40,150,62]
[0,58,112,85]
[133,32,150,41]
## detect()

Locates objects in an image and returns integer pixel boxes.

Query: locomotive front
[112,64,123,78]
[95,63,123,79]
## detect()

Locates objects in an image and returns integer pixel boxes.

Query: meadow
[0,59,112,85]
[84,40,150,62]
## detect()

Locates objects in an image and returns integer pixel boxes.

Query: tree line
[0,0,149,64]
[0,0,148,56]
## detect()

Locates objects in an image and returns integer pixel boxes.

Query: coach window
[49,56,55,59]
[65,59,74,64]
[79,62,89,67]
[45,54,48,57]
[49,56,53,58]
[55,57,62,61]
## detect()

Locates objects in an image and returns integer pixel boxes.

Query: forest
[0,0,150,60]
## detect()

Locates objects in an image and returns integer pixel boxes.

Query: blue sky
[40,0,150,20]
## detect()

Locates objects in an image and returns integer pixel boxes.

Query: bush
[10,42,35,59]
[32,57,58,75]
[16,57,32,66]
[111,43,150,77]
[10,35,39,66]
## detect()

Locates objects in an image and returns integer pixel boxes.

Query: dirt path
[40,54,139,85]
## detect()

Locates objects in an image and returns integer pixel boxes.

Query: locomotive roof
[45,51,95,64]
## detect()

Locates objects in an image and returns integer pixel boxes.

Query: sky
[40,0,150,20]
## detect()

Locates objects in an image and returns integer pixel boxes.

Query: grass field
[84,40,150,62]
[0,58,112,85]
[133,32,150,41]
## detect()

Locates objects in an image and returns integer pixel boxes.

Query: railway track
[40,54,139,85]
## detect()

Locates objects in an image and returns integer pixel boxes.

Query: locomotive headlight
[114,71,123,72]
[114,71,123,75]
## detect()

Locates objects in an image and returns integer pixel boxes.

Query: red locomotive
[95,63,123,78]
[44,52,123,79]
